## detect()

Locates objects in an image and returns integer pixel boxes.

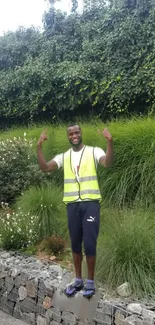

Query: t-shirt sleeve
[94,147,106,164]
[52,153,63,169]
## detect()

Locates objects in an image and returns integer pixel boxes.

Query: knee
[84,241,97,256]
[71,238,82,254]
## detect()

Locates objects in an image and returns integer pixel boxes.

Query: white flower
[24,132,26,137]
[6,213,10,219]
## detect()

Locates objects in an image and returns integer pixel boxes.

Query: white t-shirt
[53,146,106,172]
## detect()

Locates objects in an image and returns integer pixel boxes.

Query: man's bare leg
[72,252,83,278]
[86,255,96,280]
[64,252,83,296]
[82,255,96,298]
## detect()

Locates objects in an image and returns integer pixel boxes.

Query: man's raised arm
[37,129,58,172]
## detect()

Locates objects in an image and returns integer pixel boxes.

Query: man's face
[67,125,82,146]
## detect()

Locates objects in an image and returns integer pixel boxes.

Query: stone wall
[0,251,155,325]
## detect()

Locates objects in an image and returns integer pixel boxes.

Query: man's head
[67,124,82,148]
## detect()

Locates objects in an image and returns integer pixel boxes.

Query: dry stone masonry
[0,251,154,325]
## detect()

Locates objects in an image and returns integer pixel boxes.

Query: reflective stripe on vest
[64,176,98,184]
[63,189,101,197]
[63,146,102,203]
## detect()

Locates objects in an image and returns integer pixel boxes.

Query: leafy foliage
[1,2,155,125]
[0,136,45,203]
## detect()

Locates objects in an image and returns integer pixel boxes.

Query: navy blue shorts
[67,201,100,256]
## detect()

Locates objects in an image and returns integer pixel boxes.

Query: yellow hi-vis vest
[63,146,102,204]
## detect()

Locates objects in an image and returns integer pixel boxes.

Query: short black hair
[67,123,81,130]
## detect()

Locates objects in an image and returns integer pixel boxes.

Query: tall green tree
[0,27,41,71]
[71,0,78,13]
[110,0,153,11]
[0,0,155,125]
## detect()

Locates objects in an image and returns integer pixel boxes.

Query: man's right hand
[37,129,48,146]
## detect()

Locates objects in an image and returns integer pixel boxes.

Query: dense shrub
[39,235,66,256]
[0,136,45,203]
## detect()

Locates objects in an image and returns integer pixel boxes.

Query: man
[37,124,113,298]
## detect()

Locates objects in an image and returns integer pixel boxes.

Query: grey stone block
[95,309,112,324]
[0,301,14,316]
[18,286,27,301]
[0,278,4,289]
[142,309,155,319]
[0,271,8,279]
[37,315,49,325]
[0,309,27,325]
[36,302,46,316]
[115,311,125,325]
[39,280,54,298]
[15,272,28,287]
[50,321,61,325]
[142,317,154,325]
[23,312,36,324]
[8,286,19,302]
[62,311,77,325]
[124,315,142,325]
[38,291,45,305]
[126,303,142,315]
[46,307,62,322]
[13,302,23,319]
[1,253,10,259]
[97,303,113,316]
[5,276,14,294]
[0,292,14,315]
[0,287,7,297]
[17,296,37,313]
[49,265,63,276]
[26,278,38,298]
[11,267,21,278]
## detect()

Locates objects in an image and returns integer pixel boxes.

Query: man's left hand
[102,128,112,141]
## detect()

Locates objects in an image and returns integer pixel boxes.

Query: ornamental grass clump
[97,207,155,297]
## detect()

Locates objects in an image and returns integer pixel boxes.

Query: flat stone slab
[0,310,28,324]
[53,288,100,322]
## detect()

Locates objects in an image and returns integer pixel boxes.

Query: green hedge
[1,3,155,123]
